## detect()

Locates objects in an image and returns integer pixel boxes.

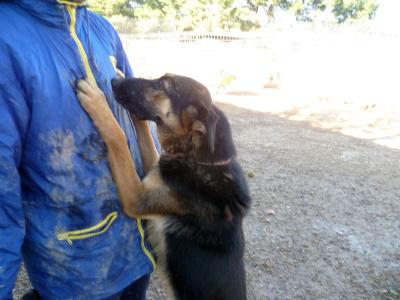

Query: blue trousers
[21,274,150,300]
[106,274,150,300]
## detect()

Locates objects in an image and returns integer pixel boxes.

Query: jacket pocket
[57,212,118,245]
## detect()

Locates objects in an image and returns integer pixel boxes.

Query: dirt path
[14,102,400,299]
[219,102,399,300]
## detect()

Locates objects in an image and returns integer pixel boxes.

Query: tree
[245,0,378,23]
[331,0,378,23]
[88,0,134,17]
[87,0,379,32]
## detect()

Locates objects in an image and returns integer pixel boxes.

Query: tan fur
[123,167,183,219]
[147,219,176,299]
[181,105,197,130]
[144,89,185,135]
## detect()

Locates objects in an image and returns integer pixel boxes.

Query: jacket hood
[15,0,87,27]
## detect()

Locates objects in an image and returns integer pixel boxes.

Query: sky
[371,0,400,34]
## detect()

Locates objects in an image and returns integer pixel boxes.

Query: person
[0,0,159,299]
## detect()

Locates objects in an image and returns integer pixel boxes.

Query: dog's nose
[111,78,119,90]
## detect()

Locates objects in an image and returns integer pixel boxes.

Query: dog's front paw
[76,79,110,120]
[76,78,125,145]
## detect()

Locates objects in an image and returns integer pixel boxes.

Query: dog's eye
[166,112,171,118]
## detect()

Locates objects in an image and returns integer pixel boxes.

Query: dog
[76,74,251,300]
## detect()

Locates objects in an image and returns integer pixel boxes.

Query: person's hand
[76,78,125,145]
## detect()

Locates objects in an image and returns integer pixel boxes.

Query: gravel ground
[14,102,400,299]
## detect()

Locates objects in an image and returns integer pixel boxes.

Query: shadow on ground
[216,89,400,151]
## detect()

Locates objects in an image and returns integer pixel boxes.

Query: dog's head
[112,74,220,155]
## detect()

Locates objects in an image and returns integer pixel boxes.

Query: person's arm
[0,45,30,299]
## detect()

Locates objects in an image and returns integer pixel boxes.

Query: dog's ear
[190,84,219,153]
[204,107,219,153]
[160,74,175,93]
[181,105,198,129]
[160,74,220,152]
[187,105,219,153]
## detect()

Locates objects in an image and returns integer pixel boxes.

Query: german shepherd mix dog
[76,74,251,300]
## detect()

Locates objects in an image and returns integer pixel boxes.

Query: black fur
[113,74,251,300]
[158,149,250,299]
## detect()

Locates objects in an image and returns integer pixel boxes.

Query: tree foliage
[88,0,379,31]
[331,0,378,23]
[88,0,138,18]
[244,0,378,22]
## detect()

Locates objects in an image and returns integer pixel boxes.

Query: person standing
[0,1,158,299]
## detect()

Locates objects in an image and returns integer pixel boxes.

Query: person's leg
[119,274,150,300]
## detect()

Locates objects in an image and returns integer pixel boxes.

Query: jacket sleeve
[0,44,30,299]
[114,34,161,153]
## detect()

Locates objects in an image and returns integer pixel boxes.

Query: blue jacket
[0,1,158,299]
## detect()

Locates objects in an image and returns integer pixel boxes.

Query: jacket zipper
[65,5,97,85]
[57,212,118,245]
[62,4,156,269]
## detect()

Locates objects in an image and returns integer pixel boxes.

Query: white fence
[120,27,400,105]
